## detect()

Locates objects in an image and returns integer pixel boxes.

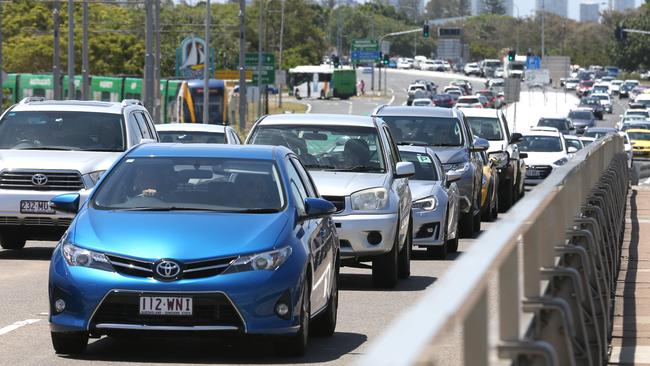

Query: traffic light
[423,23,430,38]
[507,49,516,61]
[383,53,390,65]
[615,25,627,41]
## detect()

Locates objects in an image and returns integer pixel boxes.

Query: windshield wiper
[431,143,461,147]
[396,141,428,146]
[327,166,384,172]
[236,208,280,213]
[114,206,224,212]
[303,164,337,169]
[16,147,78,151]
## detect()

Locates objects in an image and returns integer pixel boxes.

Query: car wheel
[0,234,26,250]
[312,260,339,337]
[372,225,399,289]
[51,332,88,355]
[490,193,499,220]
[276,279,310,357]
[398,219,412,279]
[498,181,514,213]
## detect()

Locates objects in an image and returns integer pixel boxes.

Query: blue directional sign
[526,56,541,70]
[351,50,380,62]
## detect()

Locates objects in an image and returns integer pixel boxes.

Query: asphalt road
[0,70,633,365]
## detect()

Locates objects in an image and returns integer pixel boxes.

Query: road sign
[215,69,252,81]
[525,69,551,86]
[245,52,275,84]
[437,38,462,62]
[504,78,521,104]
[351,50,380,62]
[175,35,215,78]
[438,27,462,37]
[381,41,390,55]
[541,56,571,88]
[352,39,379,62]
[275,70,286,86]
[526,56,541,70]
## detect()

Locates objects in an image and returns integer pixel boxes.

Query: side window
[141,111,158,140]
[383,126,401,166]
[229,130,241,144]
[285,160,308,216]
[134,112,153,139]
[500,113,511,140]
[290,157,318,197]
[127,113,143,144]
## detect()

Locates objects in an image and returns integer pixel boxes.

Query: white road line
[346,101,353,115]
[0,319,40,336]
[304,102,312,114]
[387,88,396,106]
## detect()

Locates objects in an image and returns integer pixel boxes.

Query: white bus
[288,65,356,100]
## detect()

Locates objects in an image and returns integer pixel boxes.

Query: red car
[576,80,594,97]
[476,90,498,108]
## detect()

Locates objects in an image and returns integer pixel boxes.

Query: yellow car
[480,151,499,221]
[628,128,650,158]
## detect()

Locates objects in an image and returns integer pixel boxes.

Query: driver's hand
[142,188,157,197]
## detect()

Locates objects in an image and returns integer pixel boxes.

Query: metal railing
[359,135,628,366]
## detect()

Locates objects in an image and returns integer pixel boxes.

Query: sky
[516,0,645,20]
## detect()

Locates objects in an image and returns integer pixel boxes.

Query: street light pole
[238,0,247,130]
[82,0,89,100]
[144,0,154,113]
[67,0,74,100]
[257,0,264,118]
[53,2,62,100]
[541,0,545,57]
[203,0,211,124]
[154,0,161,122]
[278,0,285,108]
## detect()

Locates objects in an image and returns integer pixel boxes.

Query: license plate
[140,296,192,316]
[20,200,55,214]
[527,170,542,177]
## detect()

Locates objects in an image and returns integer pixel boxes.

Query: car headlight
[62,243,113,272]
[85,170,106,186]
[553,157,569,166]
[223,246,292,273]
[489,151,508,168]
[351,187,388,211]
[412,196,437,211]
[443,162,470,173]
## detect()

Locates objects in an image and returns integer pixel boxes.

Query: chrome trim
[108,260,152,273]
[183,263,231,273]
[87,289,248,333]
[94,323,239,331]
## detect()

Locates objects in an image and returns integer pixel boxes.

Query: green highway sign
[352,39,379,52]
[245,53,276,84]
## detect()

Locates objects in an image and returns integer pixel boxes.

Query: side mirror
[395,162,415,178]
[303,197,336,219]
[519,152,528,159]
[50,193,80,214]
[471,137,490,152]
[509,132,523,144]
[567,146,578,153]
[446,170,462,183]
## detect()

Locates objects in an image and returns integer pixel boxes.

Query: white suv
[0,98,158,250]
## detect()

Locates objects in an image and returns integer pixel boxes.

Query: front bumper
[334,212,398,258]
[49,250,306,336]
[411,208,447,247]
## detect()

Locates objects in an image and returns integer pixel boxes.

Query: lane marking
[0,319,41,336]
[346,101,353,115]
[304,102,312,114]
[387,88,396,105]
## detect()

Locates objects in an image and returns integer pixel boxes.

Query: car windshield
[635,100,650,108]
[628,131,650,141]
[158,131,226,144]
[518,136,562,152]
[628,110,650,117]
[0,111,125,151]
[538,119,570,131]
[92,157,285,211]
[381,116,464,147]
[580,138,594,146]
[565,138,583,151]
[583,130,614,138]
[467,117,504,140]
[249,125,386,172]
[581,81,594,87]
[569,111,593,119]
[400,151,438,181]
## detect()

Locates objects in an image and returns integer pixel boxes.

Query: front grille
[322,196,346,213]
[0,170,84,191]
[526,165,553,180]
[0,216,72,226]
[105,255,237,280]
[90,292,243,329]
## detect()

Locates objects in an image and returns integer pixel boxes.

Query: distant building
[614,0,635,12]
[472,0,512,15]
[504,0,514,16]
[536,0,568,18]
[580,3,600,22]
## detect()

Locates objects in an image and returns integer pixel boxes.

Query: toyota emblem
[31,173,48,186]
[154,259,182,280]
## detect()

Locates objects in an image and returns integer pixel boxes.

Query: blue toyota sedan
[48,144,339,356]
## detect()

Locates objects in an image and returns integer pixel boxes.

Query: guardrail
[359,135,628,366]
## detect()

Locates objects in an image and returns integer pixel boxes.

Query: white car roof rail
[19,97,45,104]
[121,99,143,107]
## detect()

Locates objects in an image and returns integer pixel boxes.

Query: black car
[537,117,576,135]
[579,97,604,120]
[568,108,596,134]
[432,93,455,108]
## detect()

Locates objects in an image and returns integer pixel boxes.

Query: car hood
[0,150,121,174]
[308,171,387,196]
[571,119,594,126]
[426,146,467,164]
[408,180,439,201]
[523,151,567,166]
[71,209,290,261]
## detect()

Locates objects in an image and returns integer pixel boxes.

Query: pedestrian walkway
[610,187,650,365]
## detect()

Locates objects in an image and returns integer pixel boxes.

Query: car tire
[276,279,310,357]
[490,194,499,221]
[472,208,481,233]
[1,234,26,250]
[498,181,514,213]
[372,226,399,289]
[398,219,412,279]
[51,332,88,355]
[312,260,339,337]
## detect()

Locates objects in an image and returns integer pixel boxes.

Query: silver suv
[0,98,158,250]
[246,114,414,289]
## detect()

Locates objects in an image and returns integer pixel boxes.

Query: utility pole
[541,0,545,57]
[53,1,62,100]
[144,0,154,114]
[82,0,89,100]
[0,3,3,110]
[67,0,75,100]
[154,0,161,122]
[278,0,285,108]
[238,0,247,130]
[203,0,210,124]
[257,0,264,118]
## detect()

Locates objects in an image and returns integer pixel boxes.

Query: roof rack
[121,99,143,107]
[19,97,45,104]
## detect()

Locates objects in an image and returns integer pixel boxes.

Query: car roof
[564,134,580,140]
[257,113,376,128]
[374,105,460,119]
[523,130,562,137]
[458,108,499,117]
[570,107,594,112]
[129,143,288,159]
[585,127,617,132]
[155,123,227,133]
[531,126,561,133]
[9,100,125,114]
[458,96,479,100]
[591,93,610,97]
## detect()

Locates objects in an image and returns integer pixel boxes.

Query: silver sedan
[399,146,460,259]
